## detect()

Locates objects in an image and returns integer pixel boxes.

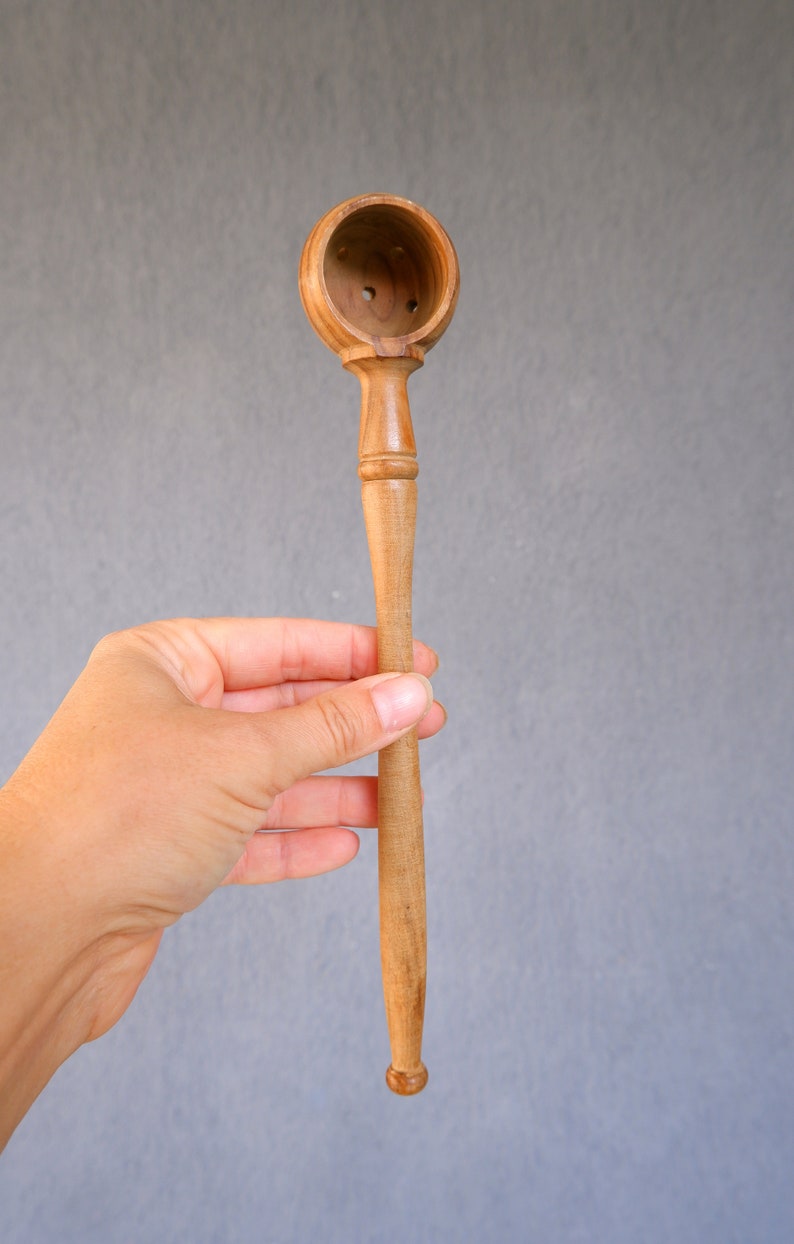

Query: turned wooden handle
[299,194,459,1094]
[348,349,428,1093]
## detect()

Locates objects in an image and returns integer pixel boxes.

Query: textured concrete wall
[1,2,793,1240]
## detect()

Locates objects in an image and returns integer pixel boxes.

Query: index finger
[158,617,438,696]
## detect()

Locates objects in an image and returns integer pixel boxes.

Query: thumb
[253,672,434,798]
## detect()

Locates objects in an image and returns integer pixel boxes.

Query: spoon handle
[344,346,429,1094]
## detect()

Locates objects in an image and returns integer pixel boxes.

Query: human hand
[0,617,443,1146]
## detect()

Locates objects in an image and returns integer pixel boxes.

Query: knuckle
[314,695,363,759]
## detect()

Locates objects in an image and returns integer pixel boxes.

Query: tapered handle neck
[342,345,424,482]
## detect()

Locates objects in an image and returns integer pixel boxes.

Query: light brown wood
[299,194,459,1094]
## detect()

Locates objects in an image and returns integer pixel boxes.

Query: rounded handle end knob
[386,1063,429,1095]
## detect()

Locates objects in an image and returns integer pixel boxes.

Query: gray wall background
[1,2,792,1241]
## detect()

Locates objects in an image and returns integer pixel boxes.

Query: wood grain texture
[299,194,459,1094]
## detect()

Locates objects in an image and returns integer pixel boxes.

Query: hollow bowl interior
[323,205,449,341]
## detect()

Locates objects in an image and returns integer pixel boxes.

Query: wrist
[0,781,112,1149]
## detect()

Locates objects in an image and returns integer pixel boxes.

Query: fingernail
[371,673,434,733]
